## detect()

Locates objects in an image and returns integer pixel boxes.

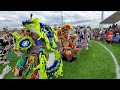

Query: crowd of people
[105,24,120,44]
[92,24,120,45]
[69,25,92,50]
[0,27,14,65]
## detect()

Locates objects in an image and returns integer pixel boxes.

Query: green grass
[59,40,116,79]
[0,52,20,79]
[0,40,116,79]
[100,41,120,66]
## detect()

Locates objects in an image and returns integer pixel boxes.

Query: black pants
[106,40,113,45]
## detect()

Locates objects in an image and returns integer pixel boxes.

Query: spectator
[112,24,116,29]
[113,33,120,43]
[105,29,110,40]
[93,31,98,39]
[107,33,113,45]
[109,29,113,35]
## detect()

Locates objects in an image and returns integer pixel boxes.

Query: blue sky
[0,11,116,30]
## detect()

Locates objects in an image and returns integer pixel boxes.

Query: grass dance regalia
[57,24,77,62]
[12,16,63,79]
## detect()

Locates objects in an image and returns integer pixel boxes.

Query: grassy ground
[59,40,116,79]
[0,40,116,79]
[100,41,120,66]
[0,52,20,79]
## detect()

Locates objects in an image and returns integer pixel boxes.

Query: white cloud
[0,17,6,21]
[0,11,117,30]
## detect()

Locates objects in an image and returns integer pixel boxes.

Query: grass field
[100,41,120,66]
[0,52,20,79]
[0,40,117,79]
[59,40,116,79]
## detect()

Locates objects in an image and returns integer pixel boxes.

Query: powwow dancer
[57,24,77,62]
[12,14,63,79]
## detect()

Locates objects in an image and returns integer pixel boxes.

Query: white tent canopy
[100,11,120,24]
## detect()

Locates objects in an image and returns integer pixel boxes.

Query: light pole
[101,11,104,21]
[101,11,104,31]
[61,11,64,26]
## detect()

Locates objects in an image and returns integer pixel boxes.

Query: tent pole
[100,11,104,31]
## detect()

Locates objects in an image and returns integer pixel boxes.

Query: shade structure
[100,11,120,24]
